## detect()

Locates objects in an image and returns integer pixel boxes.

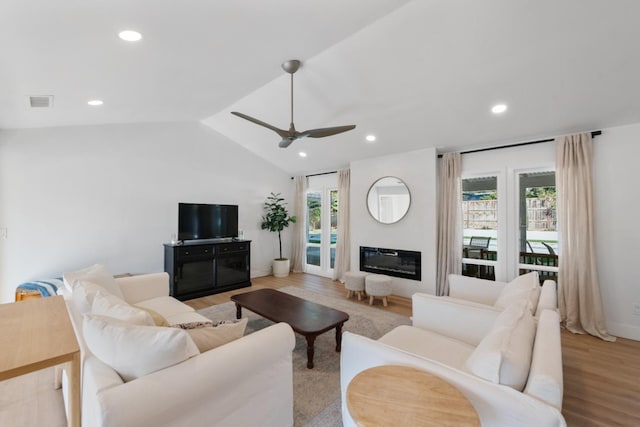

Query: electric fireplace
[359,246,422,281]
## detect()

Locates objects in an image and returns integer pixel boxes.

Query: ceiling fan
[231,60,356,148]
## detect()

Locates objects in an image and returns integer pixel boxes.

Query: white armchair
[341,296,565,426]
[448,274,506,305]
[432,272,558,316]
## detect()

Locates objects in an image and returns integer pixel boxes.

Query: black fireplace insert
[359,246,422,281]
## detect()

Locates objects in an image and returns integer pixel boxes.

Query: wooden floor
[2,273,639,426]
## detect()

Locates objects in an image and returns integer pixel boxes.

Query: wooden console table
[0,296,81,426]
[346,365,480,426]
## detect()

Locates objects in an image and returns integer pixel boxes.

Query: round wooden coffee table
[346,365,480,426]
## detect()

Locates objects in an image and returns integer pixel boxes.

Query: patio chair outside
[542,242,555,255]
[469,236,491,248]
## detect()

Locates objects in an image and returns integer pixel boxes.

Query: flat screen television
[178,203,238,241]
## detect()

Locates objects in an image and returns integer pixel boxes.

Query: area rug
[196,286,411,426]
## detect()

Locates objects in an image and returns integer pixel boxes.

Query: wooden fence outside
[463,199,556,231]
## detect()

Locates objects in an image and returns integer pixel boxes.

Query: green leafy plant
[261,193,297,260]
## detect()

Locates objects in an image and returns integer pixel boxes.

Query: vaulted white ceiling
[3,0,640,174]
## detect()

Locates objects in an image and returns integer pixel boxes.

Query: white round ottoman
[344,271,368,301]
[365,274,392,306]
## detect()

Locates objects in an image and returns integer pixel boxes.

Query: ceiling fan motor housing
[281,60,301,74]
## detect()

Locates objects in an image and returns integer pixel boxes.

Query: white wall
[350,148,437,298]
[593,123,640,340]
[0,122,293,303]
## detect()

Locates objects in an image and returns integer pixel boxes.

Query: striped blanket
[16,278,63,297]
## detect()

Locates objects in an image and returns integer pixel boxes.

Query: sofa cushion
[171,320,215,329]
[83,314,199,382]
[71,280,109,314]
[134,305,169,327]
[135,296,195,318]
[163,311,215,327]
[185,318,248,352]
[466,299,536,390]
[92,291,155,326]
[64,264,124,300]
[379,325,475,371]
[493,272,539,313]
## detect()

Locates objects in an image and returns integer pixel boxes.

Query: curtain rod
[290,170,337,180]
[437,130,602,158]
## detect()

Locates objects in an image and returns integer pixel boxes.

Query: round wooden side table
[346,365,480,427]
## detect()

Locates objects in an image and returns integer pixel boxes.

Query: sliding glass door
[462,175,499,280]
[518,171,558,284]
[305,188,338,277]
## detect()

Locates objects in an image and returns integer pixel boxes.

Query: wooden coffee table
[231,289,349,369]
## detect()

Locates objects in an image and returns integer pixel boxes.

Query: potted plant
[261,192,297,277]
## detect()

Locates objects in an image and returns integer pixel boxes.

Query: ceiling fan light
[298,152,307,157]
[366,134,376,142]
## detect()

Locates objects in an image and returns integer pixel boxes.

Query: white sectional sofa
[341,274,565,427]
[61,266,295,427]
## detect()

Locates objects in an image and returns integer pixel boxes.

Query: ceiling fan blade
[299,125,356,139]
[231,112,290,138]
[278,137,295,148]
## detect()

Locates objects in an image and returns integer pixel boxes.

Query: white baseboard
[607,321,640,341]
[251,268,272,278]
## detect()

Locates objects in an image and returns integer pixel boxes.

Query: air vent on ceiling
[28,95,54,108]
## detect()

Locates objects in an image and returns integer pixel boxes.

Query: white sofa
[341,279,565,427]
[61,270,295,427]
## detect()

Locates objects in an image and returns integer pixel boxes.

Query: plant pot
[272,259,290,278]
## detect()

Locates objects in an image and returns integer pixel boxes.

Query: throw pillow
[494,271,539,312]
[171,320,215,329]
[71,280,108,314]
[63,264,124,300]
[134,305,169,327]
[92,291,154,326]
[83,314,199,382]
[186,318,248,352]
[465,299,536,390]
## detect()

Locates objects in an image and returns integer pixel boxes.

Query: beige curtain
[333,169,351,281]
[290,176,307,273]
[436,152,462,296]
[556,133,615,341]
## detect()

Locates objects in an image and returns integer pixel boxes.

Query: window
[518,171,558,284]
[462,176,498,280]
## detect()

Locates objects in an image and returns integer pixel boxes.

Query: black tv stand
[163,240,251,301]
[177,238,236,245]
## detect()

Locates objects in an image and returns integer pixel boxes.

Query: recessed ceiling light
[118,30,142,42]
[298,152,307,158]
[87,100,103,106]
[365,135,377,142]
[491,104,507,114]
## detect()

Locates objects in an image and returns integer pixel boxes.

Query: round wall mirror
[366,176,411,224]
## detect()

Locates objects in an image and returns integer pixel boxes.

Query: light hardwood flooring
[1,273,639,426]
